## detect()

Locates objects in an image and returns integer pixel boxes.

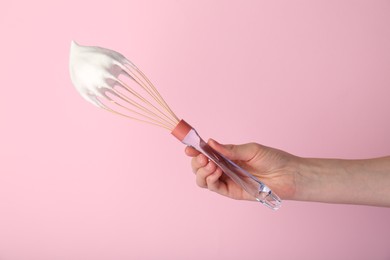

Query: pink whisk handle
[172,120,282,210]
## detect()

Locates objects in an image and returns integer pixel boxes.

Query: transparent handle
[183,129,282,210]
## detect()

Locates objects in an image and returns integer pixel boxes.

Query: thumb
[208,139,258,162]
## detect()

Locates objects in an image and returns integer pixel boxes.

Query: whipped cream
[69,41,133,107]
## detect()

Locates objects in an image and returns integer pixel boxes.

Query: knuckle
[205,174,218,191]
[196,179,207,188]
[196,171,207,188]
[191,158,201,170]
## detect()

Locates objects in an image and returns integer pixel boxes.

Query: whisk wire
[106,88,176,129]
[128,64,180,122]
[113,63,179,127]
[123,63,179,120]
[70,42,179,130]
[100,91,173,130]
[115,77,178,127]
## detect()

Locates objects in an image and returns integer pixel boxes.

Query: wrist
[281,154,390,206]
[292,157,377,205]
[292,157,341,202]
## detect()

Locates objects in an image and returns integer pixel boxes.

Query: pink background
[1,0,390,259]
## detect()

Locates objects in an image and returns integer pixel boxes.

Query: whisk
[69,41,282,210]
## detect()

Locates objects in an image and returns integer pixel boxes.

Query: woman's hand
[185,139,300,201]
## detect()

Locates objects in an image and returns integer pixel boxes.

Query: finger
[205,167,224,192]
[208,139,259,161]
[196,160,218,188]
[191,154,208,174]
[185,146,200,157]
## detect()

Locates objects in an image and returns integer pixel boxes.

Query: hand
[185,139,299,201]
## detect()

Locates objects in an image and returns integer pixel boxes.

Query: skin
[185,139,390,207]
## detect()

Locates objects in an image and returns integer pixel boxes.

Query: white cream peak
[68,41,179,129]
[69,40,134,107]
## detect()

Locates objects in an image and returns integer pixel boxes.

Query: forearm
[293,156,390,207]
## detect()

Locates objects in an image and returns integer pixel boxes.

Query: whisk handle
[172,120,282,210]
